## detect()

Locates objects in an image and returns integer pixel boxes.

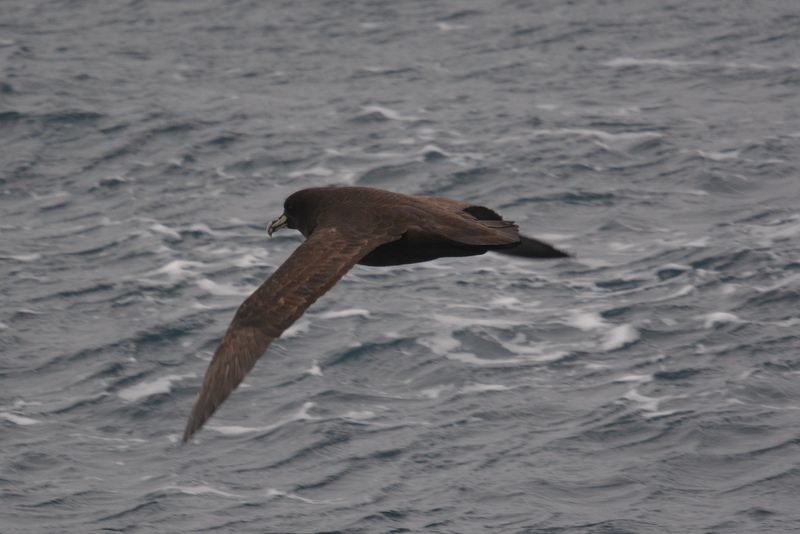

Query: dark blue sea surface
[2,1,800,532]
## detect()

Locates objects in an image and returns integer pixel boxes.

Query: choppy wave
[2,1,800,533]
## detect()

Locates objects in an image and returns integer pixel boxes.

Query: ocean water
[2,0,800,532]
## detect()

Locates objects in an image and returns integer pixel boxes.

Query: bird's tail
[494,234,570,259]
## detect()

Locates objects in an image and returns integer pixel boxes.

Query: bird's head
[267,188,330,238]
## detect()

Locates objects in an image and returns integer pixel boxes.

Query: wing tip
[181,407,205,444]
[496,235,572,259]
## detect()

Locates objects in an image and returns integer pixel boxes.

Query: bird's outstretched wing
[182,227,401,442]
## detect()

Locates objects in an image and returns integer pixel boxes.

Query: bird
[182,186,569,442]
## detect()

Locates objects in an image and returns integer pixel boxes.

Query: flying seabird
[182,186,568,442]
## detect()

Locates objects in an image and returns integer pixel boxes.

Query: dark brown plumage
[182,186,568,442]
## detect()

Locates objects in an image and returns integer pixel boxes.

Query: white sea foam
[0,412,40,425]
[169,485,241,498]
[696,149,740,161]
[306,361,323,376]
[446,353,511,365]
[614,374,653,384]
[446,352,565,366]
[195,278,254,297]
[622,389,661,412]
[755,271,800,292]
[702,312,742,329]
[317,308,371,320]
[150,223,181,240]
[342,410,376,420]
[757,218,800,242]
[360,105,421,122]
[265,488,343,504]
[487,296,524,309]
[601,324,640,351]
[498,338,566,361]
[419,386,449,399]
[654,285,694,301]
[118,374,194,402]
[604,56,786,71]
[417,332,461,356]
[432,314,525,328]
[287,166,335,178]
[604,57,701,68]
[436,22,469,31]
[568,312,608,331]
[282,318,310,338]
[207,425,258,436]
[622,388,683,418]
[419,144,450,157]
[146,260,204,281]
[9,253,42,262]
[530,128,662,145]
[461,384,511,394]
[209,402,316,437]
[229,253,268,268]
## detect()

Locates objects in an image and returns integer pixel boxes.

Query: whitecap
[306,361,323,376]
[282,319,311,338]
[419,144,450,157]
[150,223,181,240]
[230,253,268,268]
[497,339,565,362]
[654,285,694,301]
[432,313,526,328]
[604,56,786,71]
[195,278,254,297]
[0,412,40,425]
[603,57,699,69]
[568,312,608,331]
[487,296,524,308]
[317,308,370,320]
[614,374,653,384]
[209,402,316,437]
[446,352,511,365]
[447,352,563,366]
[360,105,421,122]
[460,384,510,394]
[146,260,204,281]
[622,389,661,411]
[286,166,335,178]
[210,425,265,436]
[696,149,740,161]
[436,22,469,31]
[530,127,662,144]
[118,374,194,402]
[702,312,742,329]
[601,324,640,351]
[8,253,42,262]
[719,284,737,295]
[755,271,800,292]
[622,388,682,418]
[417,331,461,356]
[419,386,449,399]
[342,410,377,420]
[168,485,241,498]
